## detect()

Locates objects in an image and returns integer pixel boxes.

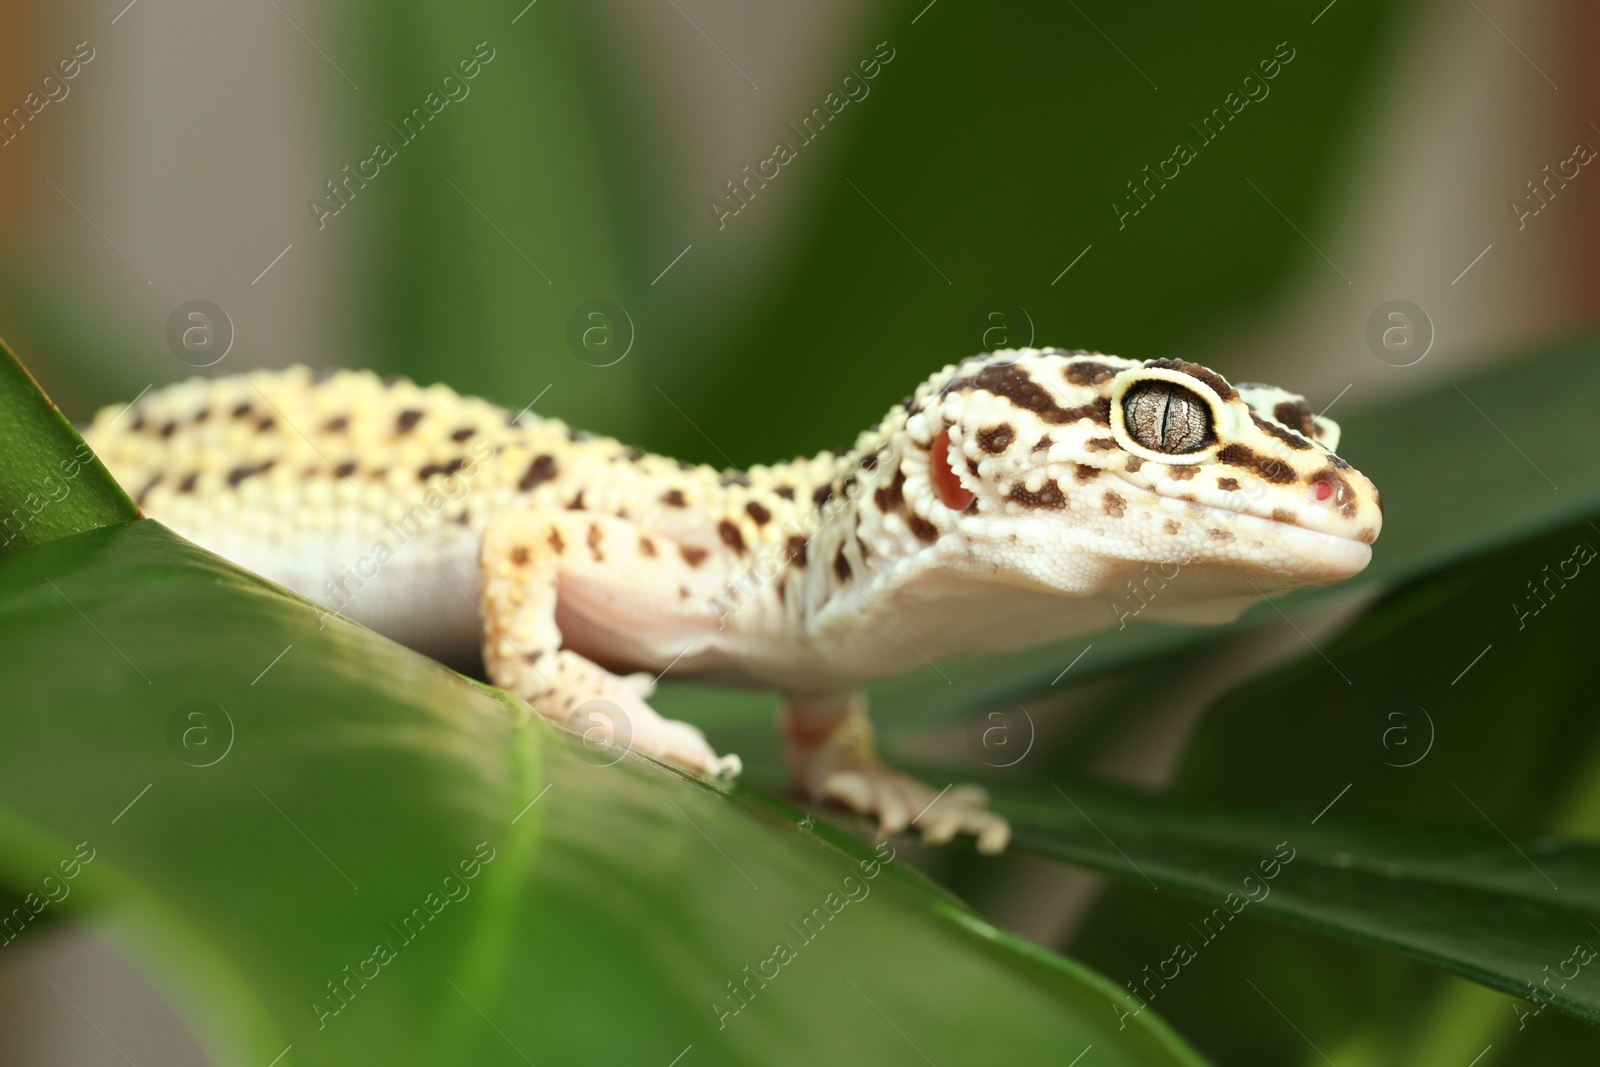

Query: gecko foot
[540,651,742,779]
[817,766,1011,855]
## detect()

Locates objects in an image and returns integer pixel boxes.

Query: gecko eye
[929,427,975,510]
[1121,381,1214,454]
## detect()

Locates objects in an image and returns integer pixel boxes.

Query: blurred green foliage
[362,0,1397,464]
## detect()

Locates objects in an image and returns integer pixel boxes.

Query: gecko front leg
[783,692,1010,854]
[480,509,741,778]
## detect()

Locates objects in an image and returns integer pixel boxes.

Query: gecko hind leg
[782,692,1010,854]
[480,509,740,778]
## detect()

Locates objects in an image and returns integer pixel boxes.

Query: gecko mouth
[1238,509,1372,583]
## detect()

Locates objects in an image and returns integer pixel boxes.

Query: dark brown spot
[134,474,162,506]
[1142,358,1238,401]
[661,489,687,508]
[129,414,145,432]
[159,421,177,438]
[945,363,1110,425]
[813,484,834,508]
[1252,414,1312,451]
[907,514,939,543]
[511,545,530,565]
[1273,400,1316,437]
[232,403,252,419]
[745,501,772,525]
[775,486,795,500]
[964,459,980,478]
[1103,491,1126,517]
[227,460,275,487]
[860,452,878,471]
[1033,435,1054,452]
[587,524,604,562]
[1009,480,1067,509]
[1218,444,1295,484]
[786,535,808,566]
[567,491,586,511]
[256,417,275,433]
[1217,477,1240,491]
[1168,465,1199,480]
[193,408,209,423]
[1208,529,1234,542]
[681,545,708,567]
[548,529,565,554]
[1271,508,1296,524]
[1072,464,1099,483]
[639,536,657,557]
[519,454,558,491]
[679,585,691,600]
[323,416,349,433]
[874,468,907,513]
[334,461,357,478]
[450,427,475,442]
[1063,361,1120,386]
[396,409,424,433]
[1085,437,1120,452]
[454,512,470,526]
[1357,527,1377,544]
[834,548,852,581]
[718,520,746,554]
[977,424,1015,454]
[419,458,468,481]
[1125,455,1144,473]
[1162,519,1180,535]
[178,472,199,493]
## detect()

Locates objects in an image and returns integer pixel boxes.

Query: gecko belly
[169,518,485,670]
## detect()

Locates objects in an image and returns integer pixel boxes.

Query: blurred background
[3,0,1600,1062]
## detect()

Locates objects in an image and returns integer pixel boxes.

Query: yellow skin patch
[85,351,1382,854]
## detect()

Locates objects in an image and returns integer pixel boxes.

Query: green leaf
[998,779,1600,1026]
[0,519,1206,1066]
[0,336,135,555]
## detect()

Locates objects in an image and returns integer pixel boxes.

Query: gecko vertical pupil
[1122,381,1213,454]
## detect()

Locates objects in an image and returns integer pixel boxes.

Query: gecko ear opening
[929,427,975,511]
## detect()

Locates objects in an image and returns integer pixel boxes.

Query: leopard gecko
[84,349,1383,853]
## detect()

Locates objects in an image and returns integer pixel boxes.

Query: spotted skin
[85,351,1382,854]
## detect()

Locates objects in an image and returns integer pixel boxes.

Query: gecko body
[86,349,1382,852]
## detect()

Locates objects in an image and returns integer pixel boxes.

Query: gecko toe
[876,788,912,836]
[975,818,1011,855]
[819,770,872,811]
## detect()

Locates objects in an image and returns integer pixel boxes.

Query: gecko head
[890,349,1382,603]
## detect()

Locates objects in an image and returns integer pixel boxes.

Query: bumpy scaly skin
[85,350,1382,854]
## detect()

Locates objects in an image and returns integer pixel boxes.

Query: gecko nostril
[1313,482,1333,502]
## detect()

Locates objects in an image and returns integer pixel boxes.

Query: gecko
[84,349,1382,854]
